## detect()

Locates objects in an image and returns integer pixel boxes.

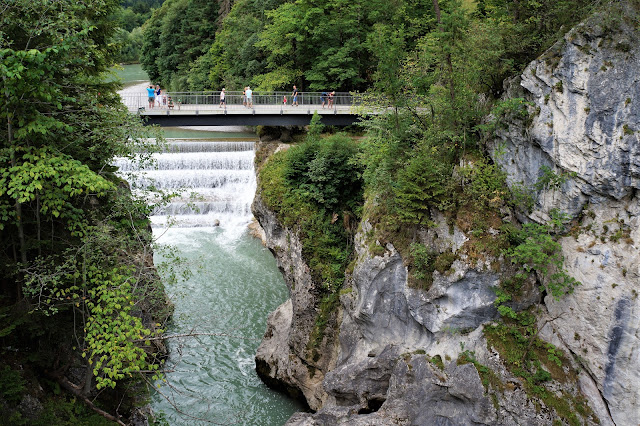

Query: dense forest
[0,0,170,424]
[113,0,165,63]
[141,0,595,92]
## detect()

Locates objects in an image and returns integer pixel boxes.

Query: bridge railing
[121,90,360,112]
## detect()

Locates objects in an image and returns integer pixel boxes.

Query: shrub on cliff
[259,132,362,289]
[284,134,362,214]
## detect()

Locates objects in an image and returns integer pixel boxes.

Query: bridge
[121,90,363,126]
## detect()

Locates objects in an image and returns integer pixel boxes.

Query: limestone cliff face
[285,218,545,425]
[253,193,339,410]
[490,5,640,425]
[254,5,640,425]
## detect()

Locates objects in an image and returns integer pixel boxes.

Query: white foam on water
[117,139,257,238]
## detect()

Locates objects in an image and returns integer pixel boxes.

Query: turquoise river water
[116,65,303,425]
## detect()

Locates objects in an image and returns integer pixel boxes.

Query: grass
[484,321,596,425]
[456,350,504,392]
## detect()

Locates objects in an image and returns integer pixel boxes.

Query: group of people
[146,84,174,109]
[241,87,254,108]
[221,86,255,108]
[282,85,335,108]
[147,84,335,109]
[320,90,335,108]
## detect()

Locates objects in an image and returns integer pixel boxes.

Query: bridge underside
[141,112,361,127]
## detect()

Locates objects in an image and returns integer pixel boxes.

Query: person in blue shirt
[245,86,253,108]
[146,85,155,109]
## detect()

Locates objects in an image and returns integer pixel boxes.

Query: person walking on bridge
[219,88,226,108]
[328,91,335,108]
[246,86,253,108]
[291,85,299,106]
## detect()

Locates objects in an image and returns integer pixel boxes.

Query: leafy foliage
[261,132,363,287]
[394,145,453,225]
[83,266,161,389]
[408,242,436,288]
[139,0,596,94]
[477,98,531,137]
[534,165,576,192]
[0,147,113,232]
[140,0,222,90]
[284,133,362,213]
[0,365,26,403]
[504,216,580,300]
[458,158,508,211]
[0,0,170,421]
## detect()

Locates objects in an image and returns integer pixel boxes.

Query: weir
[115,139,257,227]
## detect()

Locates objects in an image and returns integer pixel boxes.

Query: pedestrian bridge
[121,90,363,126]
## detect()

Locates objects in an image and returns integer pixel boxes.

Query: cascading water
[115,139,257,229]
[115,131,302,424]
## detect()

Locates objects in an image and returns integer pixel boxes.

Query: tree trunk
[9,149,27,266]
[432,0,457,121]
[3,75,27,267]
[432,0,441,22]
[513,0,520,22]
[217,0,232,22]
[36,193,41,256]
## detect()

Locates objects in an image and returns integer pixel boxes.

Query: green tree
[141,0,222,90]
[284,132,362,213]
[255,0,432,91]
[206,0,286,91]
[1,0,169,421]
[366,23,407,107]
[476,0,594,93]
[394,144,453,225]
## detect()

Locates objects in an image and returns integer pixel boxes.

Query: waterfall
[116,138,256,229]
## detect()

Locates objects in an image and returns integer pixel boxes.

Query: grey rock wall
[490,5,640,425]
[252,193,338,410]
[492,6,640,223]
[254,193,555,424]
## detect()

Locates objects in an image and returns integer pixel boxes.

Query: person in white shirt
[220,88,226,108]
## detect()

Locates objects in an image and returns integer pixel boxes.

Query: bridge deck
[122,88,363,126]
[138,108,359,126]
[137,103,354,115]
[132,101,359,127]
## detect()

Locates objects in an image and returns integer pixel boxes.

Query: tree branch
[44,372,126,426]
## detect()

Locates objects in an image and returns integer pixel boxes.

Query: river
[115,65,302,425]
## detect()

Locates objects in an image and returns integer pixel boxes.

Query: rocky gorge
[253,4,639,425]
